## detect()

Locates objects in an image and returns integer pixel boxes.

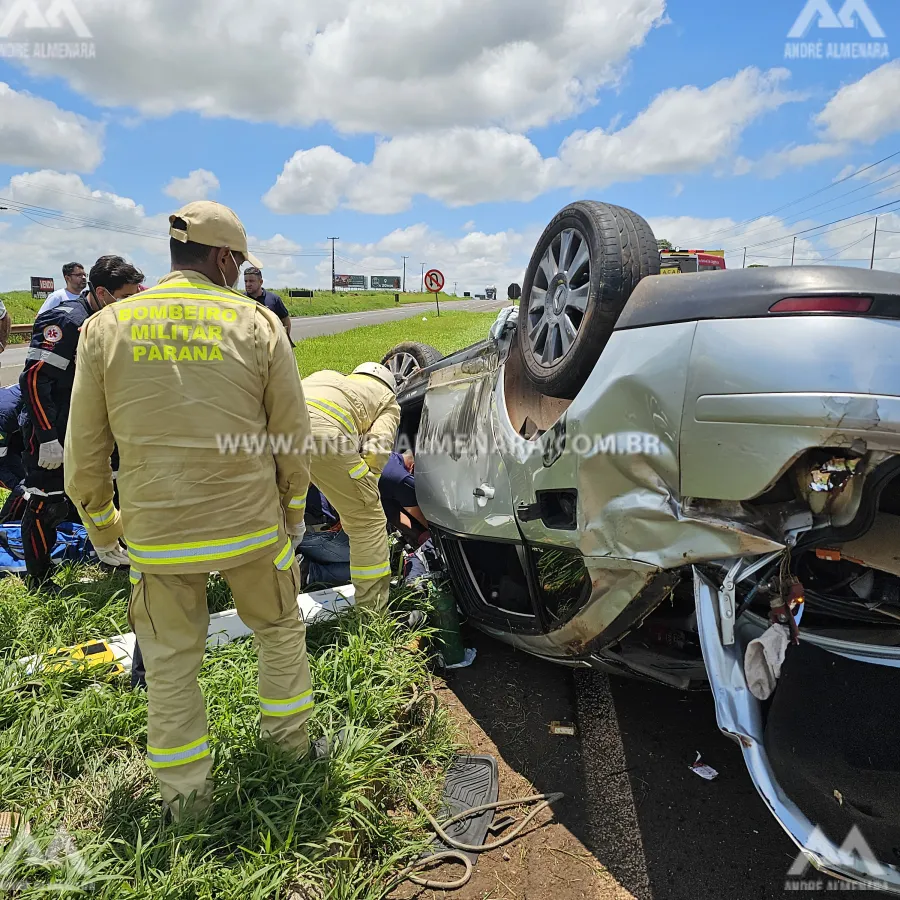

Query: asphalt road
[0,296,509,387]
[450,630,807,900]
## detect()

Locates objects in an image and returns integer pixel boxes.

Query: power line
[722,198,900,255]
[685,148,900,246]
[6,176,162,209]
[724,167,900,248]
[717,179,900,252]
[0,195,332,261]
[816,230,876,263]
[334,254,402,274]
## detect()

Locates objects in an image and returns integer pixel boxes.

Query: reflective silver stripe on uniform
[127,526,279,566]
[350,561,392,580]
[129,568,142,585]
[259,690,314,718]
[138,284,257,307]
[89,501,116,527]
[26,348,69,370]
[288,495,307,511]
[146,736,210,769]
[273,539,294,571]
[307,398,356,434]
[349,461,370,481]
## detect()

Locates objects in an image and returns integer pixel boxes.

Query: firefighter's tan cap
[168,201,263,269]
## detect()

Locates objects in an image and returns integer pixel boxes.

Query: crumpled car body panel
[400,269,900,894]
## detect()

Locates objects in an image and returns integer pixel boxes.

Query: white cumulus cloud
[317,222,543,294]
[263,146,359,215]
[263,68,799,214]
[558,68,799,188]
[0,83,103,171]
[164,169,221,203]
[816,60,900,144]
[0,171,321,291]
[9,0,667,135]
[648,211,900,272]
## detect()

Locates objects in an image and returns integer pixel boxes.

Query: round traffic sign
[424,269,445,293]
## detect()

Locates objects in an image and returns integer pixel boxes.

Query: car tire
[517,201,659,400]
[381,341,443,387]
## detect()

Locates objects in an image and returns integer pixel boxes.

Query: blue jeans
[299,530,351,586]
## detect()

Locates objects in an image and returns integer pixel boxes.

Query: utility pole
[420,263,425,293]
[790,236,797,267]
[328,237,339,293]
[401,256,409,293]
[870,217,879,270]
[453,281,458,296]
[742,247,747,268]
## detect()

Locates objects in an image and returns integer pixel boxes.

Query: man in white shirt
[37,262,86,316]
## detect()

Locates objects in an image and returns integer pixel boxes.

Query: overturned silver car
[383,200,900,892]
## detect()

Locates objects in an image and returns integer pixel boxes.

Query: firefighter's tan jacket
[302,370,400,476]
[64,270,312,574]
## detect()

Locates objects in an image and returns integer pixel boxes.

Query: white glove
[287,522,306,551]
[38,439,64,469]
[95,540,130,568]
[489,306,519,341]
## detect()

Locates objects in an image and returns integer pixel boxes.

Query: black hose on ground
[394,790,565,890]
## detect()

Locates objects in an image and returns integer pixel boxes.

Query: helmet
[353,362,397,394]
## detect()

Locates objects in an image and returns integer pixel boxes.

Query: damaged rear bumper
[694,567,900,894]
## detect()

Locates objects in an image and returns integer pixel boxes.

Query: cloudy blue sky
[0,0,898,293]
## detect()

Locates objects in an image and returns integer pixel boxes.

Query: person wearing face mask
[64,200,318,822]
[19,255,144,591]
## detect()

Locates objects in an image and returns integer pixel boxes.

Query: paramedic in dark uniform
[19,255,144,589]
[379,450,430,546]
[0,385,26,522]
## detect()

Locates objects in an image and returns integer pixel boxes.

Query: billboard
[31,277,55,300]
[370,276,401,290]
[333,274,367,289]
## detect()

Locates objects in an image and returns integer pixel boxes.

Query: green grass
[0,569,459,898]
[294,309,498,377]
[280,291,461,319]
[0,291,45,325]
[0,289,462,326]
[0,287,496,897]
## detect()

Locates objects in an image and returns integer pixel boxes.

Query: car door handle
[474,484,496,499]
[516,501,541,523]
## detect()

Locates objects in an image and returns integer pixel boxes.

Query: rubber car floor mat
[431,754,499,863]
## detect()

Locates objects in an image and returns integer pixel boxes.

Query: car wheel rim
[525,227,591,367]
[385,351,421,384]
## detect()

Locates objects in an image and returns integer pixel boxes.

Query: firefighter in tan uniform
[64,201,315,820]
[302,364,400,611]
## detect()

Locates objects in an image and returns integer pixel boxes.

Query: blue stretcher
[0,523,97,574]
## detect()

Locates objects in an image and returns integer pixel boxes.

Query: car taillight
[769,296,873,313]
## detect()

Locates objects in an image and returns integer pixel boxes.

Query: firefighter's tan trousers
[129,538,313,817]
[307,412,391,611]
